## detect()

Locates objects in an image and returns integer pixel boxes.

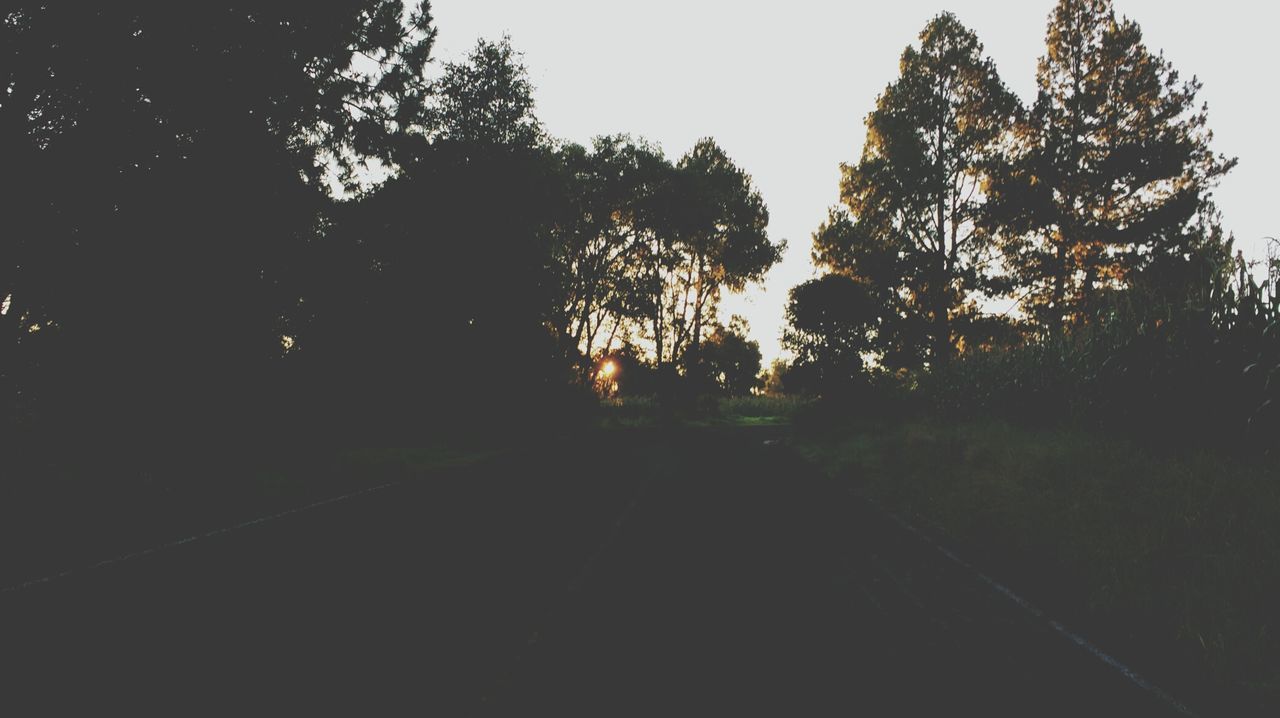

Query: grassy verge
[793,417,1280,705]
[1,444,506,586]
[598,395,813,429]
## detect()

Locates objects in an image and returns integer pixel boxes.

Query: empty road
[2,430,1192,715]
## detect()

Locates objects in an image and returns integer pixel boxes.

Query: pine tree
[988,0,1236,332]
[819,13,1018,369]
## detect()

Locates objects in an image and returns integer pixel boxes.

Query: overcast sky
[429,0,1279,362]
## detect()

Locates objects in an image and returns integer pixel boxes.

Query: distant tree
[628,139,782,379]
[783,275,880,394]
[550,136,671,375]
[761,359,794,397]
[986,0,1235,332]
[697,316,764,396]
[550,136,779,388]
[821,13,1019,370]
[666,140,780,372]
[602,343,661,397]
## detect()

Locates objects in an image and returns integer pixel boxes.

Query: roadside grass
[1,443,505,587]
[717,395,813,423]
[599,395,812,428]
[599,396,662,428]
[794,417,1280,702]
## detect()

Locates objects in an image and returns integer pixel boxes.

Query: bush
[917,270,1280,454]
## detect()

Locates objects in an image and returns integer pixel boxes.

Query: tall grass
[796,418,1280,700]
[916,266,1280,451]
[599,394,813,428]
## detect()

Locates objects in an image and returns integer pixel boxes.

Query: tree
[1,3,437,439]
[549,136,671,376]
[987,0,1236,332]
[667,140,780,372]
[549,136,780,387]
[822,13,1018,370]
[783,275,880,394]
[761,359,794,396]
[293,33,569,436]
[426,36,543,149]
[635,138,781,381]
[698,317,764,396]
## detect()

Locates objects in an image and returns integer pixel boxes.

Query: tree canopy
[817,13,1018,370]
[986,0,1236,331]
[783,274,881,394]
[2,2,437,439]
[1,7,779,438]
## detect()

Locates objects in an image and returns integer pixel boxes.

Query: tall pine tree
[988,0,1235,332]
[817,13,1018,369]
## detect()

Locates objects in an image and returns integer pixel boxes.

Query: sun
[599,360,617,378]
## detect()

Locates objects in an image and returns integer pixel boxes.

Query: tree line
[4,0,1275,446]
[1,2,782,443]
[777,0,1276,447]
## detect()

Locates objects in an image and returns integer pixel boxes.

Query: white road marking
[862,492,1199,718]
[0,479,406,595]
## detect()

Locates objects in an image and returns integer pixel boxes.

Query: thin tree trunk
[1050,236,1067,336]
[933,112,951,366]
[602,316,621,356]
[691,256,706,356]
[653,235,664,369]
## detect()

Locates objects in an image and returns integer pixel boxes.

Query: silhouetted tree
[291,34,568,437]
[667,140,779,374]
[819,13,1018,371]
[1,3,436,440]
[986,0,1235,332]
[550,136,670,376]
[783,275,880,395]
[549,136,779,391]
[761,359,795,397]
[426,36,544,149]
[697,317,764,396]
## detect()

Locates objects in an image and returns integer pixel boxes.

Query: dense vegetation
[777,0,1277,454]
[764,2,1280,703]
[3,0,1278,708]
[1,3,780,445]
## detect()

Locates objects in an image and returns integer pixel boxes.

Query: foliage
[598,394,811,428]
[918,222,1279,451]
[549,136,670,376]
[1,7,780,441]
[793,0,1266,455]
[426,36,544,149]
[782,274,881,395]
[986,0,1236,332]
[596,343,662,398]
[795,417,1280,702]
[1,2,437,441]
[549,136,782,383]
[695,317,764,396]
[818,13,1018,370]
[761,359,792,397]
[644,139,781,373]
[284,33,588,439]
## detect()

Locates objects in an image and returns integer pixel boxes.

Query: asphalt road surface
[2,430,1192,715]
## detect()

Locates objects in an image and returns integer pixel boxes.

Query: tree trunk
[1050,236,1067,336]
[933,113,951,367]
[690,256,706,374]
[653,235,664,370]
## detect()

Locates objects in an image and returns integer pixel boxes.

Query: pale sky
[430,0,1279,363]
